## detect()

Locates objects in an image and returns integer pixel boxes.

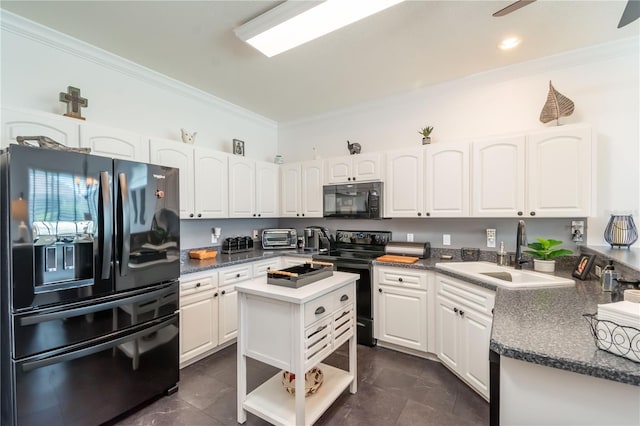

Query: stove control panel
[335,230,392,246]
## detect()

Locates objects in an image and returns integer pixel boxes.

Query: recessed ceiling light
[235,0,405,57]
[498,37,521,50]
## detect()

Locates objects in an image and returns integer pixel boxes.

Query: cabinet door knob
[340,294,349,301]
[426,212,431,217]
[459,310,465,317]
[352,177,356,181]
[258,214,261,217]
[296,213,300,216]
[530,211,536,216]
[315,306,326,315]
[189,213,194,218]
[398,277,403,282]
[197,213,202,218]
[196,282,201,288]
[253,213,256,217]
[453,307,458,313]
[417,212,422,217]
[221,290,226,295]
[517,211,523,216]
[347,177,351,181]
[236,273,241,278]
[378,288,383,293]
[214,292,218,297]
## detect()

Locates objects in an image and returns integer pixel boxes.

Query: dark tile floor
[115,344,489,425]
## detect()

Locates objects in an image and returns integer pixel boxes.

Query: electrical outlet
[594,265,602,278]
[486,229,496,248]
[407,233,414,242]
[211,232,215,244]
[443,234,451,246]
[571,220,584,242]
[252,229,259,239]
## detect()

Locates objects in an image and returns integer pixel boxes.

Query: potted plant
[418,126,434,144]
[524,238,573,272]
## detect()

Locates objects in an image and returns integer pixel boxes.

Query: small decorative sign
[59,86,88,120]
[233,139,245,156]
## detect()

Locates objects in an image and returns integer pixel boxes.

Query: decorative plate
[282,367,323,397]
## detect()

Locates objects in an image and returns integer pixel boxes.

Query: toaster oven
[262,228,298,249]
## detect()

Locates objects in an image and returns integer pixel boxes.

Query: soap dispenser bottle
[601,261,617,292]
[496,241,508,266]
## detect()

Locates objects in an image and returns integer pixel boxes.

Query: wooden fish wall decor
[539,81,575,125]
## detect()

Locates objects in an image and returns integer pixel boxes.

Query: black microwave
[323,182,383,219]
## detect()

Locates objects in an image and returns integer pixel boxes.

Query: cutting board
[376,255,419,264]
[189,249,218,260]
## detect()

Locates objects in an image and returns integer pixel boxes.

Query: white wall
[279,37,640,247]
[0,12,278,161]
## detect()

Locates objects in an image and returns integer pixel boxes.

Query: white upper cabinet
[80,123,148,162]
[325,153,383,184]
[149,138,195,219]
[424,143,470,217]
[385,148,424,217]
[280,160,323,218]
[195,149,229,218]
[229,157,278,218]
[228,156,256,218]
[472,126,592,218]
[255,161,280,218]
[1,107,79,149]
[472,135,526,217]
[526,125,592,217]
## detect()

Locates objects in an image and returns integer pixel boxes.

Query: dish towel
[596,301,640,362]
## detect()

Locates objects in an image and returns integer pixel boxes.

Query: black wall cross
[59,86,88,120]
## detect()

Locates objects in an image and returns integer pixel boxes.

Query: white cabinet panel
[425,143,469,217]
[256,161,279,218]
[80,124,147,162]
[377,285,427,352]
[280,163,302,217]
[301,160,323,217]
[228,156,256,217]
[460,309,491,396]
[472,136,526,217]
[149,138,194,219]
[385,148,424,217]
[2,107,79,149]
[219,285,238,344]
[195,149,228,218]
[436,296,460,371]
[325,153,382,184]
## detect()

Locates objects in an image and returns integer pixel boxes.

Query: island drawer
[304,317,332,367]
[304,291,334,326]
[332,304,354,348]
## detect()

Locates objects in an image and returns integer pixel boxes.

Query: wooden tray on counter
[189,249,218,260]
[376,255,419,264]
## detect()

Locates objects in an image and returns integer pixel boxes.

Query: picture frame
[233,139,245,156]
[572,254,596,280]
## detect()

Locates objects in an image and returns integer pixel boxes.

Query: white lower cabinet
[179,273,219,368]
[218,284,238,344]
[435,273,495,400]
[374,266,429,352]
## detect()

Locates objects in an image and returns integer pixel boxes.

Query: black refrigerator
[0,144,180,426]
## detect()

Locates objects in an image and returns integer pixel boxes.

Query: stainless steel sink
[436,261,575,289]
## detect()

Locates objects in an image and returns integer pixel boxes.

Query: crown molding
[0,10,277,128]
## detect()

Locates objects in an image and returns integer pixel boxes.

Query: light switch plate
[407,233,414,242]
[443,234,451,246]
[486,229,496,248]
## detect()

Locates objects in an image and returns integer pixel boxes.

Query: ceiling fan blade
[618,0,640,28]
[493,0,537,17]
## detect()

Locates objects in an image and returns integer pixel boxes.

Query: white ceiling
[1,1,638,122]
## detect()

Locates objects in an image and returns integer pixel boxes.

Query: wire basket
[583,313,640,363]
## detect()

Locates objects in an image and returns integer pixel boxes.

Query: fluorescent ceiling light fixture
[234,0,405,57]
[498,36,521,50]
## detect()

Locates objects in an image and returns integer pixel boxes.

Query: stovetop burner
[314,230,392,263]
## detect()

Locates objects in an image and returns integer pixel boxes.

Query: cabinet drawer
[436,274,495,316]
[333,304,354,348]
[377,267,427,290]
[332,285,355,311]
[252,258,281,277]
[304,317,332,367]
[218,265,252,286]
[304,291,334,327]
[180,275,216,296]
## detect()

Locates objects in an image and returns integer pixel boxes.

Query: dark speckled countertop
[372,255,640,386]
[180,248,312,275]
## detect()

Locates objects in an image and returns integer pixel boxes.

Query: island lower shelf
[243,363,353,426]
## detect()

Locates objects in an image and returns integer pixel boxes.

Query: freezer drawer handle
[19,284,176,326]
[20,317,173,372]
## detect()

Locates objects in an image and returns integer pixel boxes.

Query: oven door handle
[19,284,176,326]
[332,262,371,270]
[20,317,173,372]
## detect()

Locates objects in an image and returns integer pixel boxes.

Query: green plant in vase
[524,238,573,272]
[418,126,434,144]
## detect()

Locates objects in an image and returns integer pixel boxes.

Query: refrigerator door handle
[19,283,177,326]
[100,171,113,279]
[118,172,131,276]
[20,316,175,372]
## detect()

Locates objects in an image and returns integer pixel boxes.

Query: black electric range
[313,230,392,346]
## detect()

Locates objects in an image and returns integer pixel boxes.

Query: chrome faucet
[515,220,528,270]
